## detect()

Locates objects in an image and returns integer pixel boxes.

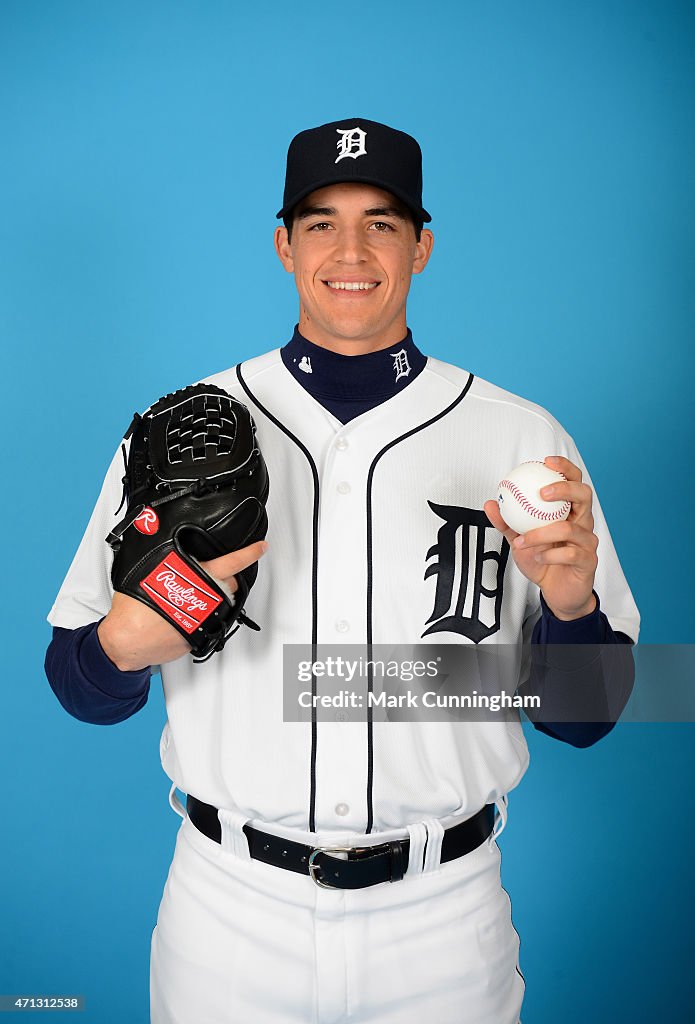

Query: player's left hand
[483,455,598,621]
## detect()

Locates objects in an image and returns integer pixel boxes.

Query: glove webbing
[167,395,237,464]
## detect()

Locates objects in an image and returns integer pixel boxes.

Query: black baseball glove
[106,383,269,661]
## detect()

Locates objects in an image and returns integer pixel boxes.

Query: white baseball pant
[150,794,524,1023]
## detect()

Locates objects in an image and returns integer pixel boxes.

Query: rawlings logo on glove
[106,383,269,660]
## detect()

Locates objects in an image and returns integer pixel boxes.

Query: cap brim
[276,176,431,223]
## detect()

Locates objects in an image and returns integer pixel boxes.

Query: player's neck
[297,315,409,356]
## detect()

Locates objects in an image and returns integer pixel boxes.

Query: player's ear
[274,226,294,273]
[412,228,434,275]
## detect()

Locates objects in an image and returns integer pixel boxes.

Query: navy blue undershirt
[45,327,634,746]
[280,326,427,422]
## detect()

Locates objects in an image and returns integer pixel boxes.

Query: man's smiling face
[274,183,434,355]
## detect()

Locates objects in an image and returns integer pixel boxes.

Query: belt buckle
[308,845,367,889]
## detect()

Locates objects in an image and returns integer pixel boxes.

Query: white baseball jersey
[48,349,640,841]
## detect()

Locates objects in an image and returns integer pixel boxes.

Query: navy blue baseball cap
[276,118,432,224]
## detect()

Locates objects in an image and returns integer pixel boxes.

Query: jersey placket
[313,428,371,834]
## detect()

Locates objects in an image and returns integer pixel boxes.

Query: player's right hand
[97,541,269,672]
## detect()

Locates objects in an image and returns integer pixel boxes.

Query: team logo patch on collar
[390,347,412,383]
[335,127,367,163]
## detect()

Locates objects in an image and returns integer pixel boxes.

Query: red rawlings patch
[139,551,223,634]
[134,507,160,535]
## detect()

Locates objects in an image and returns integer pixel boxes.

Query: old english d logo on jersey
[140,550,223,634]
[423,503,510,642]
[335,127,367,163]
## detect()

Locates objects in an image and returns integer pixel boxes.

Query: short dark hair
[283,211,423,244]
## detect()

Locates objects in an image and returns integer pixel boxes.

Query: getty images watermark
[282,644,695,724]
[293,653,538,716]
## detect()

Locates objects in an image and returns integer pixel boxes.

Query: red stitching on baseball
[499,480,571,521]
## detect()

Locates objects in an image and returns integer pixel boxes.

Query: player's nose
[333,225,369,263]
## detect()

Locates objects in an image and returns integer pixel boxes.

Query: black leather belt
[186,795,496,890]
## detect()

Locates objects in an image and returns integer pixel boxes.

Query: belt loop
[422,818,445,873]
[405,821,427,876]
[168,783,186,819]
[488,794,509,847]
[218,806,252,859]
[388,841,405,882]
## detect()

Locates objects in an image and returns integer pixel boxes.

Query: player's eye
[307,221,332,231]
[370,221,396,232]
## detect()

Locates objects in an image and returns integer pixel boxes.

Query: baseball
[497,461,571,535]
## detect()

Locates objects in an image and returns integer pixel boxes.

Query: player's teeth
[326,281,377,290]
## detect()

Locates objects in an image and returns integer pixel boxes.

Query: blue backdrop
[2,1,693,1021]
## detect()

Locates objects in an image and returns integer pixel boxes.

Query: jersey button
[335,437,349,451]
[337,481,351,495]
[335,803,349,816]
[335,620,350,633]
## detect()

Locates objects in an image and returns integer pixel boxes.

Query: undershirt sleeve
[45,622,151,725]
[527,591,635,747]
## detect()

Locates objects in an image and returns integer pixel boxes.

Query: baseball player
[46,118,640,1024]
